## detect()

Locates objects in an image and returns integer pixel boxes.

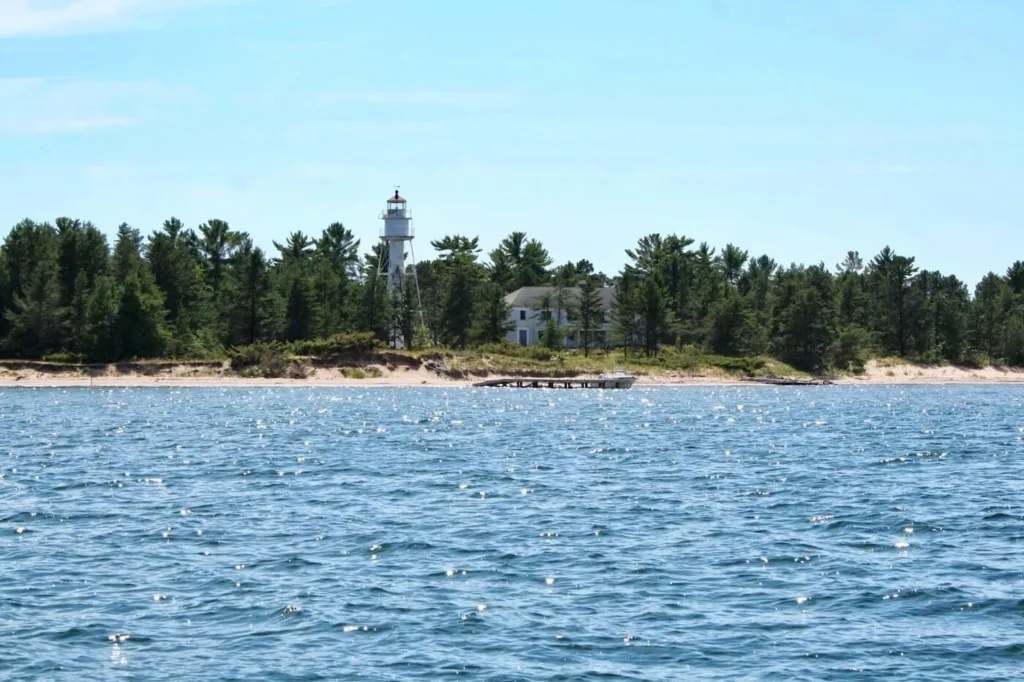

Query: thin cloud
[285,119,453,142]
[0,0,207,37]
[318,91,518,108]
[0,78,194,135]
[16,115,134,133]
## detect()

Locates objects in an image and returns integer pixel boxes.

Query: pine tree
[474,280,512,344]
[113,223,144,281]
[284,275,315,342]
[707,290,748,356]
[442,253,477,348]
[148,218,205,339]
[114,271,168,359]
[772,267,836,371]
[227,241,271,345]
[638,275,668,356]
[542,317,562,350]
[390,276,420,349]
[357,273,391,342]
[1005,311,1024,366]
[576,276,604,356]
[83,276,119,361]
[613,268,640,356]
[3,257,65,357]
[0,251,11,343]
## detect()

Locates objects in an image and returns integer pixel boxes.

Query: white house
[504,286,616,348]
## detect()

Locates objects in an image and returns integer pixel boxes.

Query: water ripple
[1,385,1022,680]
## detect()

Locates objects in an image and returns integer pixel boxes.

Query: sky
[1,0,1023,286]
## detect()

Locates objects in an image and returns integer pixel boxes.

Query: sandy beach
[1,359,1023,388]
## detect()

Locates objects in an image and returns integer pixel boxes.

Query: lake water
[1,386,1023,680]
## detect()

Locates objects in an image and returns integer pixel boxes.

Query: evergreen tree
[313,222,360,335]
[542,317,562,350]
[489,232,551,289]
[971,273,1007,359]
[706,290,748,356]
[227,240,271,345]
[772,266,836,371]
[83,276,119,361]
[393,275,421,349]
[1006,261,1024,295]
[274,231,315,267]
[357,273,391,341]
[113,223,144,280]
[114,271,167,359]
[284,275,315,342]
[576,276,604,356]
[6,211,1024,370]
[719,243,749,286]
[148,218,204,335]
[198,219,238,292]
[474,280,512,344]
[3,219,58,300]
[3,256,65,357]
[414,260,445,346]
[613,267,640,356]
[1005,311,1024,366]
[638,275,668,356]
[0,251,11,342]
[442,253,478,348]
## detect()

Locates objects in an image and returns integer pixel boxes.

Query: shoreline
[2,358,1023,389]
[3,376,1024,389]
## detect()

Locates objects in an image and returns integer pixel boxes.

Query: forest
[1,216,1024,372]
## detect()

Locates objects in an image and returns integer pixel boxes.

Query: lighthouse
[379,188,414,293]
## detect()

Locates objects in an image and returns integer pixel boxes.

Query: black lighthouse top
[387,190,406,203]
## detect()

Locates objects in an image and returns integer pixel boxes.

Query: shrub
[830,325,870,372]
[42,351,84,364]
[290,332,384,358]
[228,342,293,377]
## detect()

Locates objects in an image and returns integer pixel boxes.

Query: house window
[540,310,552,321]
[519,310,526,321]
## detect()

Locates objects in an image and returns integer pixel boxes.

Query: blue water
[1,386,1023,680]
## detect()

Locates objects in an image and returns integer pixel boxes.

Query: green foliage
[441,251,479,348]
[474,280,513,344]
[114,271,169,360]
[706,292,748,356]
[831,325,871,372]
[474,340,555,361]
[284,275,315,341]
[3,255,65,358]
[5,215,1024,373]
[42,351,84,364]
[83,276,119,361]
[1005,312,1024,367]
[227,342,291,377]
[290,332,384,357]
[542,317,562,350]
[576,276,604,356]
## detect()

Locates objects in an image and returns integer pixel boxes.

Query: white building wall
[506,307,611,348]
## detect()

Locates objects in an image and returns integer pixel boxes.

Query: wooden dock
[473,376,636,390]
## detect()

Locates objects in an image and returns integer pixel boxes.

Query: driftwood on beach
[740,377,834,386]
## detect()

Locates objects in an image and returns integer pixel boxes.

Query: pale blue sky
[1,0,1022,285]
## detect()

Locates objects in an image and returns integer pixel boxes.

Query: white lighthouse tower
[379,188,414,293]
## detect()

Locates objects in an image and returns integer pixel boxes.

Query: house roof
[504,286,616,310]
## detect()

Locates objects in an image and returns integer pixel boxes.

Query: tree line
[1,216,1022,371]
